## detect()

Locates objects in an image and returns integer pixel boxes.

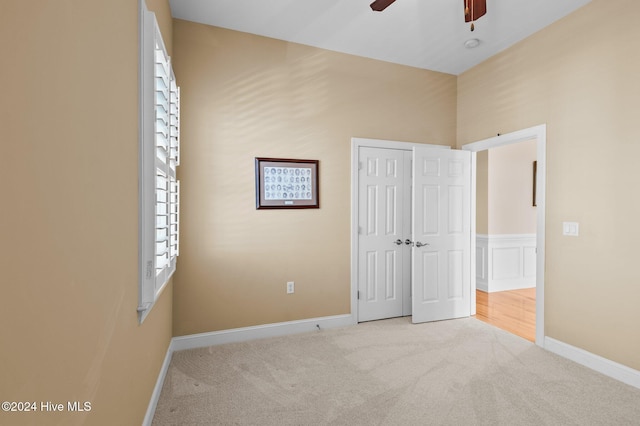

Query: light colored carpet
[152,317,640,425]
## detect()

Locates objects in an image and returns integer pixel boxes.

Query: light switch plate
[563,222,579,236]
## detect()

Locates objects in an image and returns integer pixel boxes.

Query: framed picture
[255,157,319,209]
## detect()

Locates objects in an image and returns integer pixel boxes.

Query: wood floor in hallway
[475,288,536,342]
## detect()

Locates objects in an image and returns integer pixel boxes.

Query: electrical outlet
[287,281,295,294]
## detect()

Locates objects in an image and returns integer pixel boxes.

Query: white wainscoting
[476,234,536,293]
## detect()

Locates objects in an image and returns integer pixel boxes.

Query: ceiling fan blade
[370,0,397,12]
[464,0,487,22]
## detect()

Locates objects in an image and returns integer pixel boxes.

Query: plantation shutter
[169,81,180,260]
[154,37,171,289]
[138,1,180,322]
[153,30,180,291]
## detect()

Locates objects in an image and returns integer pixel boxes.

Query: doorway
[473,139,537,342]
[462,124,546,346]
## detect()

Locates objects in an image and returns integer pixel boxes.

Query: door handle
[404,239,414,246]
[415,241,429,247]
[393,239,403,246]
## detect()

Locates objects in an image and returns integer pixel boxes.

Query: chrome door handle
[404,239,414,246]
[415,241,429,247]
[393,239,403,246]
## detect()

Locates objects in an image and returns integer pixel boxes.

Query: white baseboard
[476,282,489,292]
[170,314,355,352]
[545,337,640,390]
[142,343,173,426]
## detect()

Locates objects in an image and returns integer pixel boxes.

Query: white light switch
[563,222,579,236]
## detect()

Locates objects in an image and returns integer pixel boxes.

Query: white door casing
[357,147,412,321]
[462,124,546,346]
[411,146,472,323]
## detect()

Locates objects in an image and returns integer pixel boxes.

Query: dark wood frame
[255,157,319,209]
[533,161,537,207]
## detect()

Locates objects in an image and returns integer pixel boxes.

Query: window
[138,2,180,323]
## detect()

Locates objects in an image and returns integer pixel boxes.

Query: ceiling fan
[370,0,487,31]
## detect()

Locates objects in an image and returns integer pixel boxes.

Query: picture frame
[533,160,537,207]
[255,157,319,209]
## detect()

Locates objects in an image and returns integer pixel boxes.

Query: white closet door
[412,146,471,323]
[357,147,411,321]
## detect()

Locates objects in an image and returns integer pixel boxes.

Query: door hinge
[358,161,363,171]
[357,290,360,300]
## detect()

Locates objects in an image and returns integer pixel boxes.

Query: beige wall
[487,139,537,235]
[0,1,173,424]
[476,150,489,234]
[458,0,640,370]
[171,20,457,335]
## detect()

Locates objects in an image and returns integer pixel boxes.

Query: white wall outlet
[287,281,295,294]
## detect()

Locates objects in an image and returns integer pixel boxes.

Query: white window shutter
[170,81,180,168]
[139,1,180,323]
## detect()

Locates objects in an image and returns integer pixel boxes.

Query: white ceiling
[169,0,592,75]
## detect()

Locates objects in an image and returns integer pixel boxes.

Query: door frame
[350,138,450,323]
[462,124,546,347]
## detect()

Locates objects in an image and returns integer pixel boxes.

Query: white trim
[469,152,477,315]
[545,337,640,390]
[477,233,538,242]
[142,343,173,426]
[461,126,544,152]
[462,124,546,347]
[171,314,355,352]
[350,138,451,323]
[138,0,156,324]
[138,0,180,323]
[351,137,451,151]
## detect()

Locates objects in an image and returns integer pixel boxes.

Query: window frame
[138,1,180,323]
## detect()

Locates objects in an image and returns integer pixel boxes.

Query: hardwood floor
[475,288,536,342]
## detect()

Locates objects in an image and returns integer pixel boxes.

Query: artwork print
[255,158,319,209]
[263,166,312,200]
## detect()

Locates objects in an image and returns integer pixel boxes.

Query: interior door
[411,146,472,323]
[357,147,412,322]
